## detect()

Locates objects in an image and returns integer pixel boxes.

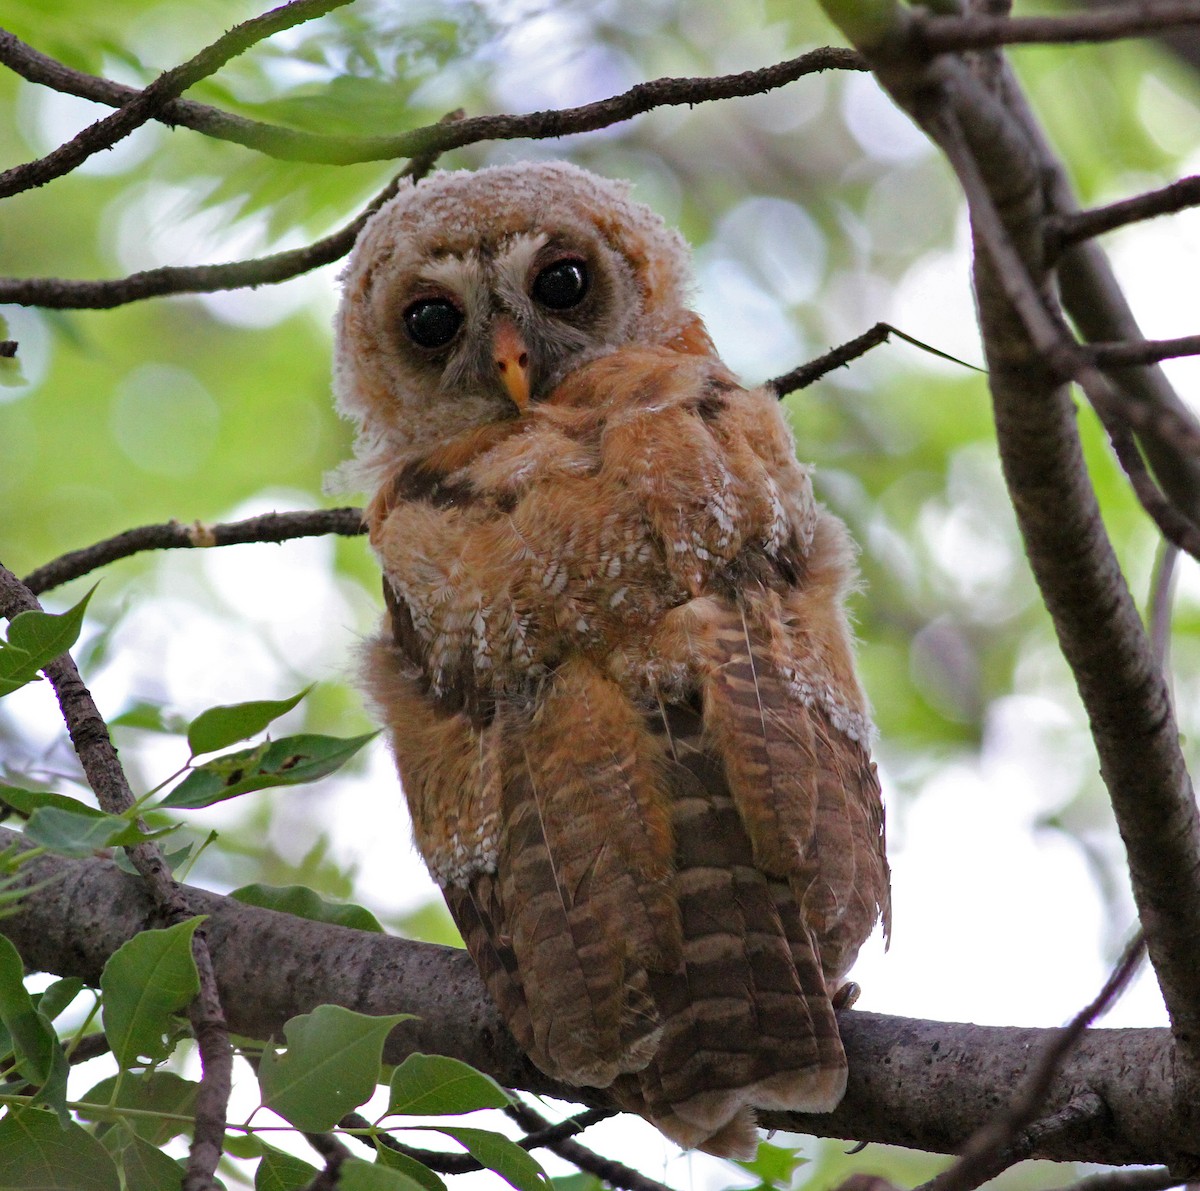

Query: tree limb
[0,32,865,167]
[0,0,353,199]
[820,0,1200,1149]
[0,831,1190,1169]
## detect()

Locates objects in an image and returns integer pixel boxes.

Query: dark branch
[917,933,1145,1191]
[506,1101,672,1191]
[1102,424,1200,563]
[0,833,1188,1167]
[342,1106,619,1179]
[0,0,353,199]
[21,508,365,596]
[0,112,459,311]
[1089,333,1200,369]
[0,564,234,1190]
[766,322,982,397]
[917,3,1200,52]
[0,35,865,166]
[1056,175,1200,247]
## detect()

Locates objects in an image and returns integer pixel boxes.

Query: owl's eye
[404,299,463,349]
[531,259,589,311]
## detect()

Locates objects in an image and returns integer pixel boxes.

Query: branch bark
[819,0,1200,1153]
[0,830,1189,1170]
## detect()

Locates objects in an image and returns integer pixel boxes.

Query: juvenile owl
[334,161,889,1158]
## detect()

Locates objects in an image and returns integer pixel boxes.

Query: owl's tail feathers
[612,1056,846,1159]
[605,779,849,1158]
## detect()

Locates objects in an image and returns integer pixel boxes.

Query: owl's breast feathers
[365,345,889,1157]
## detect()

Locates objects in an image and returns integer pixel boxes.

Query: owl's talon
[833,982,861,1011]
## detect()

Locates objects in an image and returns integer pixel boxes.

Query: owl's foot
[832,981,861,1011]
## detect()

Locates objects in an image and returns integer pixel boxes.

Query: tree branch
[0,564,234,1190]
[0,33,865,167]
[21,508,365,596]
[1056,176,1200,247]
[0,831,1189,1168]
[916,3,1200,52]
[0,0,353,199]
[820,0,1200,1146]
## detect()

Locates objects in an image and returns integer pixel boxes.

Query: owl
[333,161,889,1159]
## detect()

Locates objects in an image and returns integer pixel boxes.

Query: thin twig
[505,1100,675,1191]
[0,113,460,310]
[1090,334,1200,369]
[21,508,365,596]
[766,322,982,397]
[0,0,353,199]
[917,3,1200,52]
[918,933,1146,1191]
[337,1106,614,1175]
[1056,175,1200,247]
[1102,423,1200,563]
[0,37,865,166]
[0,562,234,1191]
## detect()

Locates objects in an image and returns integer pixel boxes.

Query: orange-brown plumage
[338,162,889,1157]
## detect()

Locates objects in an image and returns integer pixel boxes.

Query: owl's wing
[367,629,684,1088]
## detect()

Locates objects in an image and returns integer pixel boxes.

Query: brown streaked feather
[609,701,847,1159]
[487,663,682,1086]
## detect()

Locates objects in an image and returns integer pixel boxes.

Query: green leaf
[187,687,311,756]
[0,587,95,697]
[79,1071,199,1144]
[374,1142,447,1191]
[23,806,174,858]
[231,883,383,932]
[255,1146,318,1191]
[0,1106,120,1191]
[110,702,176,733]
[387,1054,510,1117]
[118,1129,185,1191]
[0,642,37,697]
[433,1127,549,1191]
[549,1175,602,1191]
[159,732,376,809]
[0,785,104,820]
[735,1139,809,1190]
[100,918,203,1068]
[0,935,58,1086]
[258,1005,411,1132]
[224,1132,267,1160]
[340,1157,431,1191]
[34,976,85,1022]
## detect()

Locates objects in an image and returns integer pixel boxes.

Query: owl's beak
[493,318,531,412]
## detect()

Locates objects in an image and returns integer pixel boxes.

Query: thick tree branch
[920,933,1146,1191]
[0,832,1189,1169]
[0,34,865,167]
[0,0,353,199]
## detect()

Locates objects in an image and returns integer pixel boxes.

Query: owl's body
[335,163,889,1157]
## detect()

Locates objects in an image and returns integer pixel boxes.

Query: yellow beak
[493,318,531,412]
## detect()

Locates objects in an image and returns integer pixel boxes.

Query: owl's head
[332,161,702,485]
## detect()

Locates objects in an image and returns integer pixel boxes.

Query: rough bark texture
[0,830,1188,1168]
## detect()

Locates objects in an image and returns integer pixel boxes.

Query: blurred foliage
[2,0,1200,1184]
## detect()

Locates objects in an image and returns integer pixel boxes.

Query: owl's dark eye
[531,259,589,311]
[404,299,463,349]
